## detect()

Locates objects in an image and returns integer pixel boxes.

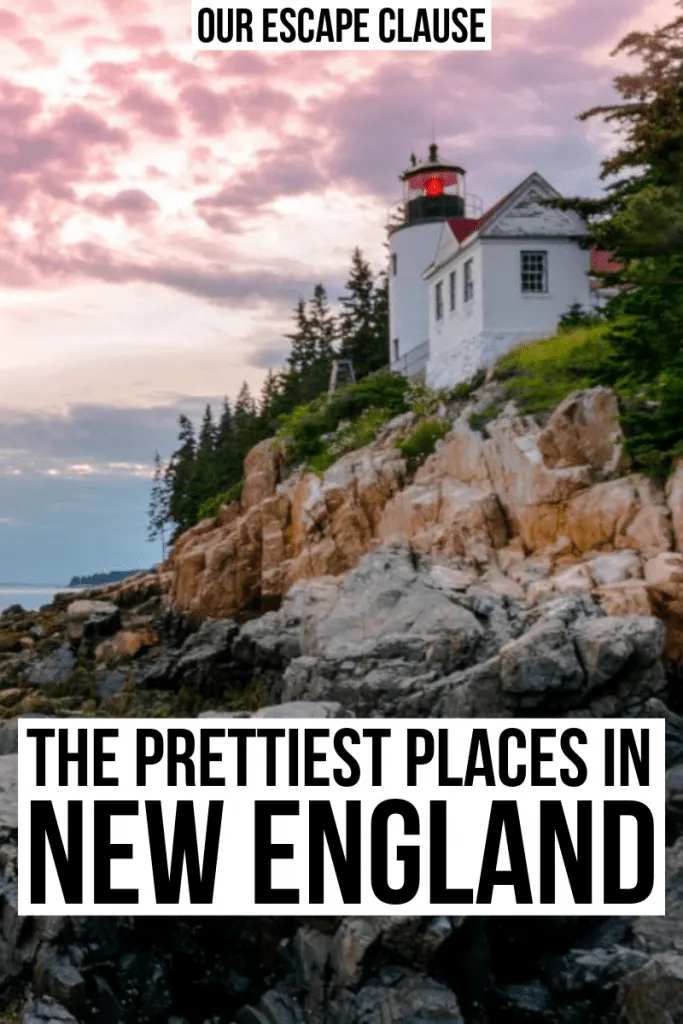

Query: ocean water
[0,586,72,613]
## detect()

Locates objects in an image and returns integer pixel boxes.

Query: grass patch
[493,323,613,414]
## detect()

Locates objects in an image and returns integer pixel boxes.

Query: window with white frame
[435,281,444,320]
[449,270,456,311]
[391,253,397,276]
[521,250,548,293]
[463,259,473,302]
[393,338,399,361]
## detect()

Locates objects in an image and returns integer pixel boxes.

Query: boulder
[27,645,76,687]
[618,953,683,1023]
[564,476,673,556]
[21,999,79,1024]
[666,458,683,552]
[241,437,282,511]
[66,599,120,643]
[537,387,627,475]
[644,552,683,659]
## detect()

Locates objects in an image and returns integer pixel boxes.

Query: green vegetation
[396,418,451,472]
[450,368,487,401]
[468,404,505,434]
[493,324,614,414]
[196,480,244,521]
[147,248,390,542]
[545,2,683,476]
[277,371,409,467]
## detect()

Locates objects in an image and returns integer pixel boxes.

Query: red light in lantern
[425,176,444,197]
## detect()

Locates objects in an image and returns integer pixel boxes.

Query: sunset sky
[0,0,672,584]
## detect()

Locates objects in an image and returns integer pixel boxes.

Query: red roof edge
[591,248,623,274]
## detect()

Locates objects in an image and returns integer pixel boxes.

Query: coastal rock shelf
[2,384,683,1021]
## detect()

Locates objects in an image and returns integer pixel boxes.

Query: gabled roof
[445,172,561,246]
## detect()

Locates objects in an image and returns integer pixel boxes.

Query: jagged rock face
[164,387,683,662]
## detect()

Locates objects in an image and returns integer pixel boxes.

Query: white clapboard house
[388,146,620,389]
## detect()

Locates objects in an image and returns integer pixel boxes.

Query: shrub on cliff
[277,370,410,465]
[197,480,244,521]
[396,418,451,473]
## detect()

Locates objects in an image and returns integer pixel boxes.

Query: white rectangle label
[191,2,493,51]
[18,718,665,916]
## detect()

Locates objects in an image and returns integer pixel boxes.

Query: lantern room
[399,143,466,227]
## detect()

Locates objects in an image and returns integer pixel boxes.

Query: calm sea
[0,586,78,613]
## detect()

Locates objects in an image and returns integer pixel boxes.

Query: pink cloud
[118,84,179,138]
[122,24,165,47]
[0,9,20,33]
[178,84,234,133]
[82,188,159,223]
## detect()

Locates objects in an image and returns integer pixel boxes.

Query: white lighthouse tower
[388,145,468,379]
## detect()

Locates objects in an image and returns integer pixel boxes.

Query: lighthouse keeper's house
[388,148,616,390]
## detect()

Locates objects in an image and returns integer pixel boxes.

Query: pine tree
[552,1,683,381]
[147,451,170,561]
[258,369,283,433]
[233,381,260,466]
[303,283,336,397]
[285,299,317,378]
[338,249,387,379]
[215,397,240,490]
[193,404,218,499]
[166,414,197,536]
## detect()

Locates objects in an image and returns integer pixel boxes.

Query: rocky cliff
[166,385,683,661]
[2,383,683,1023]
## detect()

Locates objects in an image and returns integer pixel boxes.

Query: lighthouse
[388,144,467,378]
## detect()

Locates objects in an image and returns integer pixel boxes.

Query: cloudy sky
[0,0,670,584]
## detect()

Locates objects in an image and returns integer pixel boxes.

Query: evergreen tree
[193,403,218,499]
[166,414,197,536]
[215,397,240,490]
[285,299,318,378]
[338,249,387,378]
[147,451,169,560]
[233,381,261,462]
[553,1,683,382]
[303,283,336,397]
[258,369,283,433]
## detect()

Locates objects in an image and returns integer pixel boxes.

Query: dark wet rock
[34,947,86,1009]
[94,667,127,700]
[0,545,681,1023]
[170,619,240,697]
[21,997,79,1023]
[618,951,683,1023]
[27,646,76,687]
[66,600,120,646]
